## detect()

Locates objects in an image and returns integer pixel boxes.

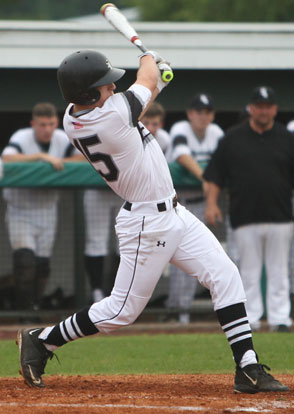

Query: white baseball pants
[234,222,293,329]
[89,199,246,334]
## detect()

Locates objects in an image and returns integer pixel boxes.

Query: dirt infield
[1,374,294,413]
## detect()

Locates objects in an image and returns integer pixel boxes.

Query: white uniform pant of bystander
[6,204,57,257]
[88,201,246,334]
[234,222,293,330]
[84,189,122,257]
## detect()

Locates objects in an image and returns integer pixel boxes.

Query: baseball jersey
[2,128,75,209]
[168,120,223,200]
[169,120,224,163]
[63,84,174,203]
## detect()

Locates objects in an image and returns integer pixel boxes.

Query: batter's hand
[157,62,173,92]
[40,153,64,170]
[205,203,223,226]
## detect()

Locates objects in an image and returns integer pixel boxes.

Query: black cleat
[234,363,289,394]
[16,328,54,388]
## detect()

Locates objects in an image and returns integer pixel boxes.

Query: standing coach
[204,86,294,332]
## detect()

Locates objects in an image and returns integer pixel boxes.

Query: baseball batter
[84,101,170,303]
[17,50,288,394]
[2,102,79,310]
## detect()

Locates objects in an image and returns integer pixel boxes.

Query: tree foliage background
[1,0,294,21]
[135,0,294,22]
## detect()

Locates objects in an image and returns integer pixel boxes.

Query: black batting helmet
[57,50,125,105]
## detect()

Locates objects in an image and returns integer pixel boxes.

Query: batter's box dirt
[0,374,293,413]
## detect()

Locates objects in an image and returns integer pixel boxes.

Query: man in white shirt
[16,49,287,394]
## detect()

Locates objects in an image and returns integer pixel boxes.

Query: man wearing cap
[165,93,224,324]
[204,86,294,332]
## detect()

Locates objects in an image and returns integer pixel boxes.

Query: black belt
[123,195,178,212]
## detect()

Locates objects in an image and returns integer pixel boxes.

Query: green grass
[2,332,293,377]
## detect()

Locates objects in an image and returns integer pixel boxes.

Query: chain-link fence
[0,161,236,323]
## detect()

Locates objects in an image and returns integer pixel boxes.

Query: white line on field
[226,409,272,413]
[0,402,205,411]
[1,401,292,412]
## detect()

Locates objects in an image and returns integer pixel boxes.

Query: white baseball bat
[100,3,173,83]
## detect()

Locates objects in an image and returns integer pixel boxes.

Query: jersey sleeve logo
[72,121,84,130]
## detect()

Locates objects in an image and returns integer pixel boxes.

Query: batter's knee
[90,294,146,334]
[205,252,246,310]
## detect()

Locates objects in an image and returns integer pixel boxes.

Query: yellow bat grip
[161,70,174,83]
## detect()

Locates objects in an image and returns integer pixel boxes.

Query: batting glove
[139,50,163,64]
[157,62,173,92]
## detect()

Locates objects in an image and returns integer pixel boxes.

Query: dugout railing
[0,161,223,322]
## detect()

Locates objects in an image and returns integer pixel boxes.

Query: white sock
[38,327,59,352]
[239,350,258,368]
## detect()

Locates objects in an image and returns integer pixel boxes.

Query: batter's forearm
[135,55,158,92]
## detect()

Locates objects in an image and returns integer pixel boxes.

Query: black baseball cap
[250,86,276,105]
[188,93,214,111]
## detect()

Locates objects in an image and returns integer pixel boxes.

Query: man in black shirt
[204,86,294,332]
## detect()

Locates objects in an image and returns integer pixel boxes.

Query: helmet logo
[105,59,112,69]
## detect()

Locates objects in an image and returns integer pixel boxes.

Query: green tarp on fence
[0,161,203,188]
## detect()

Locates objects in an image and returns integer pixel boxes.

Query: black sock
[216,302,255,366]
[42,306,99,347]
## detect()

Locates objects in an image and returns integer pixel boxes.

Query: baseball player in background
[140,101,171,155]
[205,86,294,333]
[83,188,121,303]
[2,103,79,311]
[286,120,294,304]
[165,94,224,324]
[17,51,288,394]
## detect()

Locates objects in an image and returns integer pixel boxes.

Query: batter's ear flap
[88,87,101,103]
[80,88,101,104]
